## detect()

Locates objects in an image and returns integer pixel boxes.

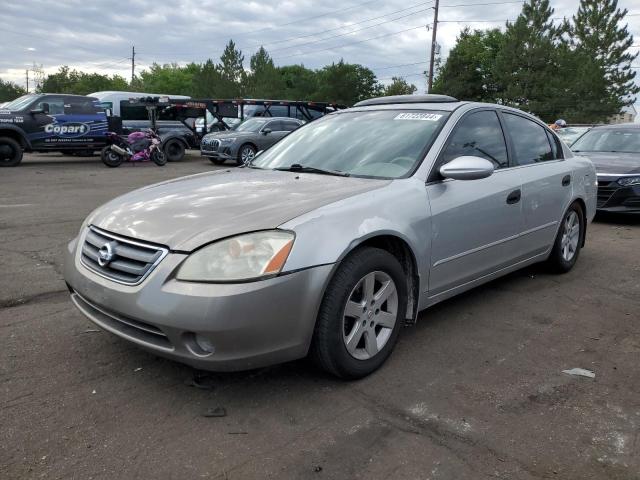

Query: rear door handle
[562,175,571,186]
[506,189,521,204]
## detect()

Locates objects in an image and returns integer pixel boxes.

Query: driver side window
[441,110,508,169]
[35,97,64,115]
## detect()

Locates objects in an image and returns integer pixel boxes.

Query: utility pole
[427,0,440,93]
[131,45,136,83]
[25,69,29,93]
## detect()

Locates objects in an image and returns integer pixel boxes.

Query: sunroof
[354,94,459,107]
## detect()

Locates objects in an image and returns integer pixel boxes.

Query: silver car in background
[64,94,597,379]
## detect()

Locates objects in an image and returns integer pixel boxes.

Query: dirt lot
[1,152,639,480]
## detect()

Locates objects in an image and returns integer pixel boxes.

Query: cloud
[0,0,638,99]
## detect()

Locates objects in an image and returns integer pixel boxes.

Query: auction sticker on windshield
[394,113,442,121]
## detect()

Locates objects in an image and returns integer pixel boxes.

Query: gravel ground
[1,152,639,480]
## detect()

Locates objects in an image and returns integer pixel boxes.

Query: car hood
[89,168,390,251]
[579,151,640,175]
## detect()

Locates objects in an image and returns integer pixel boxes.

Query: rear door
[500,112,573,258]
[426,109,525,297]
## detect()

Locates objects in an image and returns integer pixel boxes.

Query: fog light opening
[184,332,216,357]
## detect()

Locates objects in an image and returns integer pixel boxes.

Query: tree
[0,78,26,102]
[571,0,639,117]
[433,28,505,101]
[217,40,246,98]
[314,60,382,105]
[134,63,195,95]
[40,66,129,95]
[247,47,285,98]
[493,0,566,119]
[383,77,417,96]
[191,60,222,97]
[278,64,318,100]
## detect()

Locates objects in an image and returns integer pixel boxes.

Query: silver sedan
[64,95,597,378]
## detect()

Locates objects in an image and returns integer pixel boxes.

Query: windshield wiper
[274,164,350,177]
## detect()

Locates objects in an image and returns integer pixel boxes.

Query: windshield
[3,94,39,111]
[235,117,270,133]
[571,128,640,153]
[252,110,449,178]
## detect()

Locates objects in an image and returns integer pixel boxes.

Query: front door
[426,109,524,297]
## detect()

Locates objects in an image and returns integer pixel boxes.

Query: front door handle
[562,175,571,186]
[506,189,521,204]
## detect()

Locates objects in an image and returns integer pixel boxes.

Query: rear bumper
[64,236,333,371]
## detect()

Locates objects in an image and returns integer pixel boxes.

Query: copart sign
[44,122,91,136]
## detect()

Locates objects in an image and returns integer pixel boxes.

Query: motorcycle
[101,130,167,168]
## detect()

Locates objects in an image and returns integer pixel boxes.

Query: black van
[0,93,109,166]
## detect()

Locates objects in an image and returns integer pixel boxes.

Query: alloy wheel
[241,146,255,163]
[561,211,580,262]
[342,271,398,360]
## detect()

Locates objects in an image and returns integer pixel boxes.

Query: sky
[1,0,639,106]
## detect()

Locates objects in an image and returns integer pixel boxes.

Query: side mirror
[439,156,495,181]
[262,128,271,135]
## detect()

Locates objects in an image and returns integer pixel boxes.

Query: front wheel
[101,146,123,168]
[310,247,407,379]
[547,203,584,273]
[0,137,23,167]
[151,148,167,166]
[237,144,256,166]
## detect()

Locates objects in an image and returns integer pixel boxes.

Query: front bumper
[200,150,234,160]
[64,235,333,371]
[596,175,640,214]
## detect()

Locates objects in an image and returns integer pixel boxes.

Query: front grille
[201,138,219,152]
[71,292,172,350]
[80,226,168,285]
[597,181,619,207]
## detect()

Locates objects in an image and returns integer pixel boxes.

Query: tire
[164,139,185,162]
[101,146,123,168]
[151,148,167,166]
[210,158,226,165]
[310,247,407,379]
[237,144,256,166]
[0,137,23,167]
[547,202,584,273]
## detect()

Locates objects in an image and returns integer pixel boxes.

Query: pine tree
[218,40,246,98]
[493,0,566,119]
[247,47,285,98]
[571,0,639,115]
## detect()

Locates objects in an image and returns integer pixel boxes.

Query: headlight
[219,137,236,144]
[176,231,295,282]
[617,176,640,187]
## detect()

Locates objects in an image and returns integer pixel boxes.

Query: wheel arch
[0,127,31,149]
[336,233,421,324]
[571,196,587,248]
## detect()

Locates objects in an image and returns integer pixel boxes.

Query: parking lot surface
[2,152,639,480]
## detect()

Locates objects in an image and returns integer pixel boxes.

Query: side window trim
[427,107,510,182]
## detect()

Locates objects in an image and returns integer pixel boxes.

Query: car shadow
[594,212,640,226]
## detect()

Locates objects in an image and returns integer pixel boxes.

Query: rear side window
[441,110,509,169]
[65,98,101,115]
[282,121,301,132]
[503,113,554,165]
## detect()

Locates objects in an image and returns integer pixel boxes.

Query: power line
[272,24,428,61]
[266,7,433,54]
[237,0,382,37]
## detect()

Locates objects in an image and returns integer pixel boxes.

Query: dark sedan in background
[200,117,304,165]
[571,123,640,213]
